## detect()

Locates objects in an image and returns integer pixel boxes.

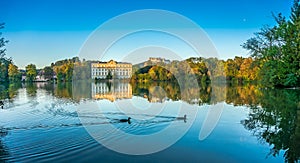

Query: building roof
[92,60,131,65]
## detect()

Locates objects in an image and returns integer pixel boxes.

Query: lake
[0,81,299,162]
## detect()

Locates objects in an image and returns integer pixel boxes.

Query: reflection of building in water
[91,82,132,101]
[91,60,132,79]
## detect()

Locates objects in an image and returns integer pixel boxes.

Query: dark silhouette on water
[0,101,3,109]
[176,115,187,123]
[119,117,131,124]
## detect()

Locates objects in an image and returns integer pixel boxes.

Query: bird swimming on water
[119,117,131,124]
[0,100,3,109]
[176,115,187,123]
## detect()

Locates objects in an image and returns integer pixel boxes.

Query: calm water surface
[0,82,299,162]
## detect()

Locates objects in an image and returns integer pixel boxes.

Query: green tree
[52,57,79,82]
[64,63,73,81]
[56,71,64,82]
[43,66,54,80]
[224,59,238,81]
[8,63,21,82]
[73,60,90,80]
[243,0,300,87]
[0,59,10,83]
[238,57,255,81]
[0,23,10,83]
[26,64,37,82]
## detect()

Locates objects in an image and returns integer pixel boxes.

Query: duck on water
[176,115,187,123]
[0,100,3,109]
[119,117,131,124]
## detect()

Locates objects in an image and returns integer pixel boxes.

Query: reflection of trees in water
[144,82,300,162]
[1,81,300,162]
[2,81,91,103]
[25,83,37,97]
[41,82,56,94]
[0,82,21,104]
[0,84,8,99]
[132,82,212,105]
[209,83,226,104]
[0,127,9,162]
[72,81,91,101]
[225,84,262,106]
[241,89,300,162]
[36,81,92,102]
[8,83,21,99]
[54,82,72,99]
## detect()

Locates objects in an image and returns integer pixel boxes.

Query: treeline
[204,56,260,83]
[132,1,300,88]
[131,52,296,88]
[131,57,210,85]
[38,57,91,82]
[130,56,260,85]
[49,57,90,82]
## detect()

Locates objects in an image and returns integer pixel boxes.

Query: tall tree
[0,23,8,59]
[242,0,300,87]
[26,64,37,82]
[0,23,10,83]
[8,63,21,82]
[43,66,54,80]
[224,59,238,81]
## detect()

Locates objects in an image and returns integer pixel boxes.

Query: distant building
[91,60,132,79]
[35,70,48,82]
[21,75,26,82]
[148,57,171,64]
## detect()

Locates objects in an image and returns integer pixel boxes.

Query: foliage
[25,64,37,82]
[204,57,225,80]
[8,63,21,82]
[73,60,91,81]
[242,0,300,87]
[241,88,300,162]
[52,57,78,82]
[132,81,211,105]
[43,66,54,80]
[54,82,72,99]
[131,57,210,85]
[25,82,37,96]
[0,23,10,83]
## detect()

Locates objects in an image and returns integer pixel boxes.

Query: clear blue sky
[0,0,293,69]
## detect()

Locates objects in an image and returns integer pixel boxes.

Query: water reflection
[0,83,20,103]
[91,81,132,101]
[0,81,299,162]
[0,127,9,162]
[241,88,300,162]
[131,82,212,105]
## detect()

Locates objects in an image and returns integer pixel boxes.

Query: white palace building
[91,60,132,79]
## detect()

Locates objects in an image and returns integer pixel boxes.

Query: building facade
[91,60,132,79]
